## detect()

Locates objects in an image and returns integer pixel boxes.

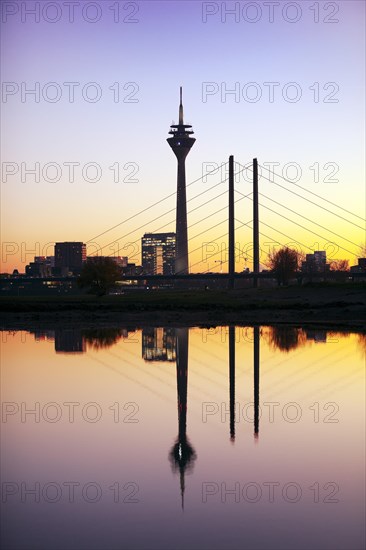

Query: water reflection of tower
[169,328,197,509]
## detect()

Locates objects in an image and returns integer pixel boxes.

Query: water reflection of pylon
[229,326,235,442]
[254,326,260,440]
[229,326,260,440]
[169,328,197,510]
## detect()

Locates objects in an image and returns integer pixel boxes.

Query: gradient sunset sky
[1,0,365,272]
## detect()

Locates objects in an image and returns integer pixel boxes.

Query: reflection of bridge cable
[304,363,364,400]
[237,190,357,257]
[86,162,229,244]
[117,332,221,418]
[86,353,173,404]
[267,347,351,403]
[109,340,226,409]
[106,349,178,395]
[88,177,230,256]
[237,162,365,230]
[265,343,350,399]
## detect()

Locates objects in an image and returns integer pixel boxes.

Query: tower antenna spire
[179,86,184,125]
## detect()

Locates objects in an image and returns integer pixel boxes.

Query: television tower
[167,87,196,275]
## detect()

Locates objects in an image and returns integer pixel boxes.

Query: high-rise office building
[54,242,86,273]
[167,88,195,275]
[141,233,176,275]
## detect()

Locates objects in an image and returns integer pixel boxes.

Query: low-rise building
[25,256,54,277]
[54,242,86,274]
[301,251,330,273]
[350,258,366,273]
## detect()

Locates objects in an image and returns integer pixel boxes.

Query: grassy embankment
[0,284,365,329]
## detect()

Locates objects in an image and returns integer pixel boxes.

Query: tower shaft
[176,160,189,275]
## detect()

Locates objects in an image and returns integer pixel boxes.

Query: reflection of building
[142,233,176,275]
[305,329,327,343]
[142,328,176,362]
[301,251,330,273]
[55,242,86,274]
[30,329,55,341]
[55,329,86,353]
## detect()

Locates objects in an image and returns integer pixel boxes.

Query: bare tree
[329,259,349,271]
[78,257,121,296]
[266,247,302,285]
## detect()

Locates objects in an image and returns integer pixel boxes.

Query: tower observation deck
[167,87,196,275]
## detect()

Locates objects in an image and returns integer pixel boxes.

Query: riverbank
[1,284,365,330]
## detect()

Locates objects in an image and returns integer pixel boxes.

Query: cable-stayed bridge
[85,157,365,282]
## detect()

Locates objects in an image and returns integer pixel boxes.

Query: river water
[1,326,365,550]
